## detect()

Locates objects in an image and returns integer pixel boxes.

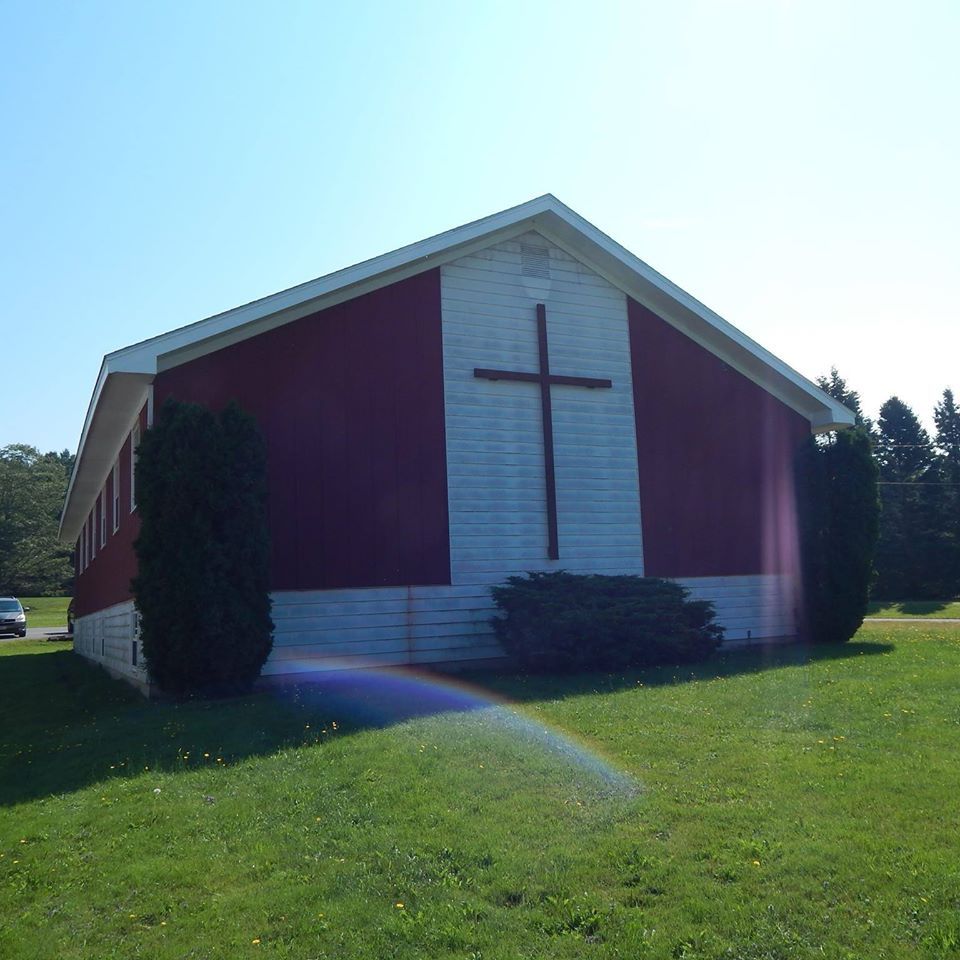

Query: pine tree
[933,388,960,596]
[874,397,939,598]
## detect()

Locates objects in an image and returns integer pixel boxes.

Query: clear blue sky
[2,0,957,452]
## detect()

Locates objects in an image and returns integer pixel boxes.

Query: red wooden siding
[74,411,145,617]
[629,298,810,578]
[153,269,450,592]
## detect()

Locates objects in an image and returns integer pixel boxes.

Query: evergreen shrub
[133,399,273,696]
[796,427,880,643]
[490,571,724,672]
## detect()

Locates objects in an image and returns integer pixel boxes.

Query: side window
[99,492,107,547]
[89,511,96,561]
[112,460,120,532]
[81,526,87,572]
[130,422,141,512]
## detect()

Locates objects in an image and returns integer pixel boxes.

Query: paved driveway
[0,627,70,642]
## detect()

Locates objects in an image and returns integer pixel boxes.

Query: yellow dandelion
[204,753,210,758]
[252,937,261,944]
[752,860,761,866]
[395,902,404,909]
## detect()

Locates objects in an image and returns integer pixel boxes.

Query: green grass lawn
[2,624,960,958]
[17,596,71,630]
[866,599,960,619]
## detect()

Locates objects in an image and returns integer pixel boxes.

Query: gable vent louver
[520,243,551,279]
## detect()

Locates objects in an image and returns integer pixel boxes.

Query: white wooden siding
[442,231,645,586]
[74,573,797,690]
[264,586,502,676]
[73,599,146,687]
[266,573,796,677]
[678,574,798,642]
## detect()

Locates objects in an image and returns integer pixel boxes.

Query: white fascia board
[155,221,540,372]
[60,359,109,539]
[109,195,559,375]
[533,201,855,429]
[61,197,558,537]
[108,193,850,429]
[64,193,853,538]
[60,369,153,542]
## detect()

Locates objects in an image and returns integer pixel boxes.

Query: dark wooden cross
[474,303,613,560]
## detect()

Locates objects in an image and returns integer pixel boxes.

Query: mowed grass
[866,599,960,619]
[2,625,960,959]
[17,596,71,630]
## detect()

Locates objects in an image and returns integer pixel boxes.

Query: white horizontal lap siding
[676,574,797,642]
[441,231,644,593]
[262,586,502,677]
[73,600,146,684]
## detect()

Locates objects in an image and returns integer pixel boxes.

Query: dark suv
[0,598,27,638]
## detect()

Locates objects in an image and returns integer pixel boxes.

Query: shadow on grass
[0,639,893,807]
[866,599,956,616]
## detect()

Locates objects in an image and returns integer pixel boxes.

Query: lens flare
[264,658,638,795]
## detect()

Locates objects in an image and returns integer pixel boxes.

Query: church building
[61,196,853,688]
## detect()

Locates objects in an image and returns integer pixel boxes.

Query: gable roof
[60,194,854,541]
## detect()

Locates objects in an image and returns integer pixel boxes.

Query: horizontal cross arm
[548,374,612,389]
[474,368,612,389]
[474,368,539,383]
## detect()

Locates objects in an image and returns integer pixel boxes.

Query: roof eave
[62,194,853,538]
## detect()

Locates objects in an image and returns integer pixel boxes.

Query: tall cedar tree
[874,397,940,598]
[796,427,879,642]
[133,400,273,696]
[933,388,960,595]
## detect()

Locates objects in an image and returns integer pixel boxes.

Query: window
[130,422,141,512]
[99,492,107,548]
[89,511,96,561]
[112,460,120,532]
[81,526,87,572]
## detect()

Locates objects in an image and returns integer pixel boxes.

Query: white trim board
[60,195,854,541]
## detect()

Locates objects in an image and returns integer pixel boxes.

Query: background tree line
[818,370,960,600]
[0,445,75,596]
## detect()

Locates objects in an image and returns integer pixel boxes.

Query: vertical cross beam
[474,303,613,561]
[536,304,560,559]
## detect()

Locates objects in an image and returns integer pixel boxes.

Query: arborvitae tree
[874,397,939,598]
[933,388,960,595]
[816,367,874,433]
[796,427,879,643]
[133,400,273,696]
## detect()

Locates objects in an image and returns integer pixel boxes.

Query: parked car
[0,597,27,638]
